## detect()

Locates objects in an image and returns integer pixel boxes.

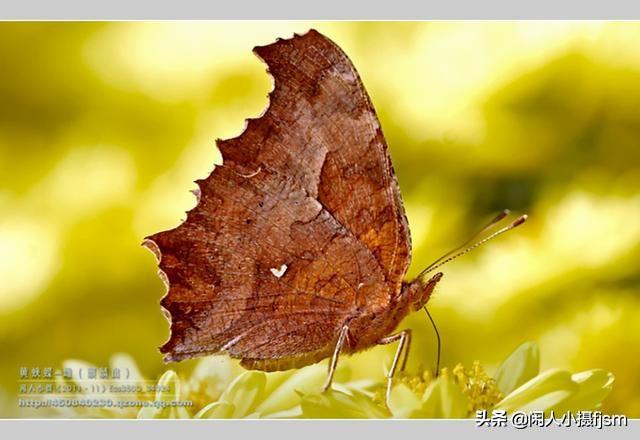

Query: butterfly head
[401,211,527,313]
[403,272,444,312]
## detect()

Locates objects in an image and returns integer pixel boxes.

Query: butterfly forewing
[147,30,412,369]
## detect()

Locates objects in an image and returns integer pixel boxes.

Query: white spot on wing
[234,166,261,178]
[221,334,244,351]
[270,264,288,278]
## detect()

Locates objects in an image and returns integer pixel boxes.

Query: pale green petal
[388,383,423,418]
[46,354,147,418]
[552,369,615,414]
[297,392,338,419]
[512,390,575,413]
[195,401,236,419]
[137,406,161,419]
[419,376,468,418]
[168,406,192,419]
[300,389,387,419]
[137,371,190,419]
[108,353,146,408]
[254,364,327,415]
[219,371,266,418]
[62,359,119,403]
[264,406,303,419]
[494,341,540,395]
[243,412,262,418]
[496,369,577,413]
[61,359,100,391]
[156,370,181,402]
[137,403,191,419]
[341,379,380,394]
[189,356,243,400]
[346,389,388,418]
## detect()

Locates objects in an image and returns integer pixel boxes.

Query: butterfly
[144,29,526,404]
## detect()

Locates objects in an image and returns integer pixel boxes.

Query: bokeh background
[1,21,639,418]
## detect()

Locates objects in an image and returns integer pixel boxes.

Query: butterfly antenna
[423,209,511,272]
[418,212,527,280]
[423,306,441,376]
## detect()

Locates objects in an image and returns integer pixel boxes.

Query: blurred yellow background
[1,21,639,417]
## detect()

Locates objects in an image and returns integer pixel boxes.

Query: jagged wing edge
[141,29,319,363]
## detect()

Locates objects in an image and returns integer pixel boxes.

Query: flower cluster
[377,361,504,417]
[381,341,614,418]
[38,341,614,419]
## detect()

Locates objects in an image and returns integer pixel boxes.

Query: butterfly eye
[407,271,442,311]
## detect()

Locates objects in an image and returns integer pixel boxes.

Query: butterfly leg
[377,329,412,405]
[400,330,412,371]
[321,324,350,393]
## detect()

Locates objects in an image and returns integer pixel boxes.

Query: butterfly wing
[146,30,411,368]
[235,30,412,292]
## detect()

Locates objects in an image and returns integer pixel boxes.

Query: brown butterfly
[144,29,526,403]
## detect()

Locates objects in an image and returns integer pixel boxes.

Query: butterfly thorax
[343,272,443,353]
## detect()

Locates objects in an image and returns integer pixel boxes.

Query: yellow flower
[43,341,614,419]
[384,341,614,419]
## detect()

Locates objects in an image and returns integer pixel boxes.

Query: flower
[39,341,615,419]
[383,362,504,418]
[41,353,146,418]
[139,360,370,419]
[383,341,614,418]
